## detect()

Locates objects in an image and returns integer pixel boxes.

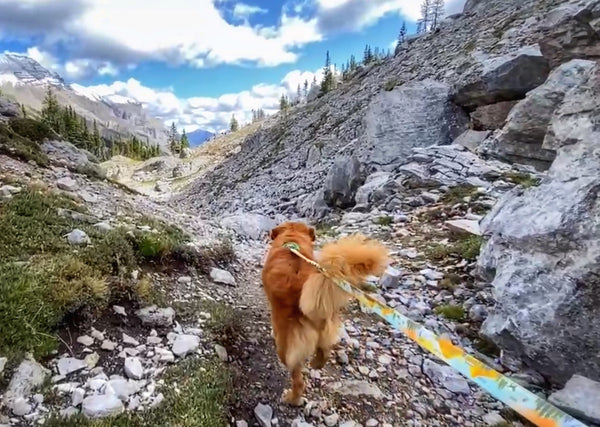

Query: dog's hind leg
[310,316,341,369]
[281,320,317,406]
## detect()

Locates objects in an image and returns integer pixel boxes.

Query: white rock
[422,359,470,395]
[72,388,85,407]
[77,335,94,347]
[177,276,192,284]
[549,375,600,425]
[94,222,113,233]
[57,357,87,376]
[324,413,340,426]
[113,305,127,316]
[482,411,506,426]
[366,419,379,427]
[84,352,100,369]
[254,403,273,427]
[326,380,384,399]
[445,219,481,236]
[135,305,175,327]
[124,357,144,380]
[122,333,139,346]
[215,344,228,361]
[56,176,78,192]
[0,357,6,375]
[210,268,236,286]
[11,397,32,416]
[155,347,175,363]
[108,379,140,401]
[172,335,200,357]
[60,406,79,418]
[379,266,401,289]
[236,421,249,427]
[82,394,124,418]
[90,328,105,341]
[101,340,117,351]
[66,229,90,245]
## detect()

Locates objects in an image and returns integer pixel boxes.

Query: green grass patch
[383,78,398,91]
[435,304,466,321]
[439,272,462,289]
[9,117,53,143]
[501,171,540,188]
[425,234,483,262]
[0,122,49,166]
[45,358,232,427]
[315,223,340,238]
[441,184,479,204]
[374,215,393,226]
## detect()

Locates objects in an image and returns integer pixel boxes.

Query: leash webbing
[282,242,588,427]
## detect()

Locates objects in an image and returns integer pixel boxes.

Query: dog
[261,221,389,405]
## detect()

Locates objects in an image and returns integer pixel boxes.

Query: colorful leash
[282,242,588,427]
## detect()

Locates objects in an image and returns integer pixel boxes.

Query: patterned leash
[283,242,588,427]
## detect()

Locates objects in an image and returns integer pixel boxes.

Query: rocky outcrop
[470,101,517,130]
[323,156,364,208]
[481,59,595,168]
[452,46,550,109]
[220,213,277,240]
[41,140,106,179]
[0,97,19,119]
[478,63,600,385]
[453,130,490,152]
[358,79,468,169]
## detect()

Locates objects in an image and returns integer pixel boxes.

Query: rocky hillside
[0,53,168,148]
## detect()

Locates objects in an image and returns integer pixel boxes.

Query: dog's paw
[281,389,304,406]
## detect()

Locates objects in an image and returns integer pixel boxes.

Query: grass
[375,215,393,226]
[425,234,483,262]
[44,358,232,427]
[0,122,49,167]
[439,272,462,290]
[435,304,466,321]
[315,223,340,238]
[501,172,540,188]
[0,186,195,363]
[441,184,479,204]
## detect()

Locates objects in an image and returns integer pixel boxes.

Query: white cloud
[76,68,324,133]
[232,3,267,20]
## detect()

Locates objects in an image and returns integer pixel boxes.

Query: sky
[0,0,465,133]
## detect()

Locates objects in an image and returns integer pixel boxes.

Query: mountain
[0,53,169,148]
[187,129,214,147]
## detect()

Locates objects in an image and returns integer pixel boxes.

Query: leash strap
[283,242,588,427]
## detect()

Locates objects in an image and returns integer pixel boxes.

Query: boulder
[0,97,19,118]
[452,46,550,109]
[549,375,600,425]
[470,101,518,130]
[354,171,399,210]
[478,63,600,385]
[296,190,331,220]
[2,357,50,408]
[209,268,236,286]
[453,130,490,153]
[482,59,595,168]
[220,213,277,240]
[323,156,364,208]
[41,140,106,179]
[538,2,600,68]
[360,79,468,169]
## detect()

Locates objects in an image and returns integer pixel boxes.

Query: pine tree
[41,86,60,130]
[419,0,433,33]
[350,55,357,70]
[321,50,335,94]
[180,129,190,149]
[92,120,102,157]
[303,80,309,98]
[296,84,302,103]
[430,0,445,31]
[395,21,407,54]
[279,94,290,112]
[168,122,179,154]
[230,114,239,132]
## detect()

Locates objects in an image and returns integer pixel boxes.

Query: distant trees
[40,86,158,161]
[418,0,444,33]
[320,50,335,94]
[168,122,179,154]
[230,114,239,132]
[251,108,266,122]
[395,21,407,54]
[180,129,190,149]
[279,94,290,112]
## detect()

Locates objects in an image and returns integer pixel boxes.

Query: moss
[425,235,483,262]
[435,304,466,321]
[375,215,393,226]
[44,358,231,427]
[383,78,398,91]
[80,228,138,276]
[315,223,340,238]
[501,171,540,188]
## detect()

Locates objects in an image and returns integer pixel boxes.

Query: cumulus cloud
[232,3,268,20]
[76,68,323,133]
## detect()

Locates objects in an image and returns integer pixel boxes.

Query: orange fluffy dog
[262,221,389,405]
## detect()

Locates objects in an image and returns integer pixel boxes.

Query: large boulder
[323,156,365,208]
[538,1,600,68]
[0,97,19,119]
[354,172,400,209]
[452,46,550,109]
[41,140,106,179]
[478,63,600,385]
[220,213,277,240]
[359,79,468,170]
[296,190,331,220]
[481,59,595,169]
[470,101,518,130]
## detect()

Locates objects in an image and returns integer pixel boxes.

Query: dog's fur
[262,221,389,405]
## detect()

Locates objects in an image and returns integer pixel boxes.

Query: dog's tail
[299,234,389,324]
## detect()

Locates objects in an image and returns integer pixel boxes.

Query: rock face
[482,59,595,168]
[478,63,600,385]
[452,46,550,109]
[470,101,517,130]
[359,79,468,169]
[323,156,364,208]
[42,140,106,179]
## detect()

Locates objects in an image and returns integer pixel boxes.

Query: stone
[77,335,94,347]
[172,335,200,357]
[57,357,88,376]
[482,412,506,426]
[549,375,600,424]
[323,156,365,208]
[468,304,488,322]
[84,352,100,369]
[72,387,85,407]
[108,378,140,401]
[3,358,50,411]
[366,420,379,427]
[445,219,481,236]
[42,140,105,179]
[360,79,468,170]
[221,213,276,240]
[254,403,273,427]
[135,305,175,327]
[94,222,113,233]
[326,380,384,399]
[60,406,80,418]
[215,344,228,362]
[354,172,399,208]
[122,333,139,346]
[324,414,340,427]
[483,59,595,168]
[209,268,236,286]
[66,229,90,245]
[82,394,124,418]
[297,190,331,220]
[452,45,550,109]
[113,305,127,316]
[0,357,6,375]
[0,97,19,117]
[236,421,249,427]
[56,176,79,192]
[11,397,32,416]
[379,266,401,289]
[101,340,117,351]
[470,101,518,130]
[452,130,490,152]
[478,63,600,385]
[422,359,470,395]
[124,357,143,380]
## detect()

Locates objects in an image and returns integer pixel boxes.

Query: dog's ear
[270,225,284,240]
[308,226,316,241]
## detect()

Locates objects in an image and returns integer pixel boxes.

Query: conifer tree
[395,21,407,54]
[321,50,335,94]
[230,114,239,132]
[430,0,445,31]
[41,86,60,130]
[168,122,180,154]
[180,129,190,149]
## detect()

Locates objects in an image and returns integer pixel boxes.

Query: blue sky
[0,0,464,132]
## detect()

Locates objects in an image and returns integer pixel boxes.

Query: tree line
[41,87,160,161]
